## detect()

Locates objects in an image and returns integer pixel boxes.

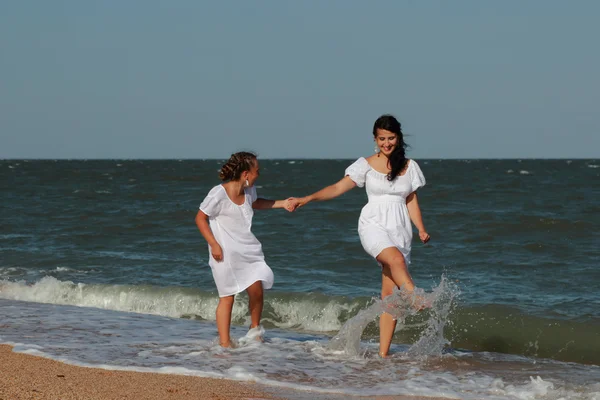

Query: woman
[196,151,292,347]
[290,115,431,357]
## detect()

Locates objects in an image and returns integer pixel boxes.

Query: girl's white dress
[345,158,426,265]
[199,185,274,297]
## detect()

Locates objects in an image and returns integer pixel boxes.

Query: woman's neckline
[363,157,412,177]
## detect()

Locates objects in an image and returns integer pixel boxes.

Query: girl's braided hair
[218,152,257,181]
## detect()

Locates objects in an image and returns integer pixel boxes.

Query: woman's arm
[294,176,357,208]
[252,198,290,210]
[195,210,223,261]
[406,192,430,243]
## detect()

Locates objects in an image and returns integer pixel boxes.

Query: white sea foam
[267,296,363,332]
[0,276,222,320]
[0,277,357,331]
[0,276,451,340]
[1,298,598,399]
[0,267,22,279]
[0,234,31,239]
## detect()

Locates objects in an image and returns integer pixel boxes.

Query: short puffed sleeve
[247,186,258,203]
[199,186,224,217]
[409,160,426,193]
[344,157,370,188]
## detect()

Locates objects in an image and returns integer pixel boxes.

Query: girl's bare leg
[376,247,415,357]
[245,281,264,329]
[216,295,235,347]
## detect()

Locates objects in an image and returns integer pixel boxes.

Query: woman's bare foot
[413,294,433,311]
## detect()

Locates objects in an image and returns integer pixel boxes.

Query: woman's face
[374,129,398,157]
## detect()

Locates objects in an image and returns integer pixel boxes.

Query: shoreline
[0,344,279,400]
[0,344,453,400]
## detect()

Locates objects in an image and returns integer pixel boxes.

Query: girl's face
[375,129,398,157]
[243,160,260,187]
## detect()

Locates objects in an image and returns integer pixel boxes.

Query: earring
[245,179,249,187]
[374,145,380,157]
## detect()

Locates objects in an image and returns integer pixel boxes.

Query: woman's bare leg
[216,295,235,347]
[379,266,397,357]
[376,247,415,357]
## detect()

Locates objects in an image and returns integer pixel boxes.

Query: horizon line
[1,157,598,161]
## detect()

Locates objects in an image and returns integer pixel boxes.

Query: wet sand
[0,344,278,400]
[0,344,452,400]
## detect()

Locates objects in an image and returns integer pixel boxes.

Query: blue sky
[1,1,598,159]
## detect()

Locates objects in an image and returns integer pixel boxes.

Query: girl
[289,115,431,357]
[195,151,291,347]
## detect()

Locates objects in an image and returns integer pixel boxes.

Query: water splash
[407,277,459,358]
[327,276,459,357]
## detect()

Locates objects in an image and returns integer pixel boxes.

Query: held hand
[290,197,309,211]
[285,197,302,212]
[419,231,431,244]
[211,243,224,262]
[283,198,297,212]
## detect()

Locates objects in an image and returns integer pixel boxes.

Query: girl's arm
[252,198,290,210]
[293,176,357,208]
[195,210,223,261]
[406,192,430,243]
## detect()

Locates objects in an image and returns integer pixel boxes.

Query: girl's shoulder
[206,184,226,198]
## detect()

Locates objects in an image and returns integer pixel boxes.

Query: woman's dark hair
[219,152,257,181]
[373,114,409,181]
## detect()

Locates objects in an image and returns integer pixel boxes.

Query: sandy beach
[0,344,279,400]
[0,344,455,400]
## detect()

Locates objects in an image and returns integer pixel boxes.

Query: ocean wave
[446,305,600,365]
[0,277,369,331]
[1,277,598,365]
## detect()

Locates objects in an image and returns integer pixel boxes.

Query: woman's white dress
[345,158,426,265]
[199,185,274,297]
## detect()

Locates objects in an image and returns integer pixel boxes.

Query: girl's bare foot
[246,325,265,342]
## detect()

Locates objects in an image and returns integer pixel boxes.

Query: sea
[1,159,599,399]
